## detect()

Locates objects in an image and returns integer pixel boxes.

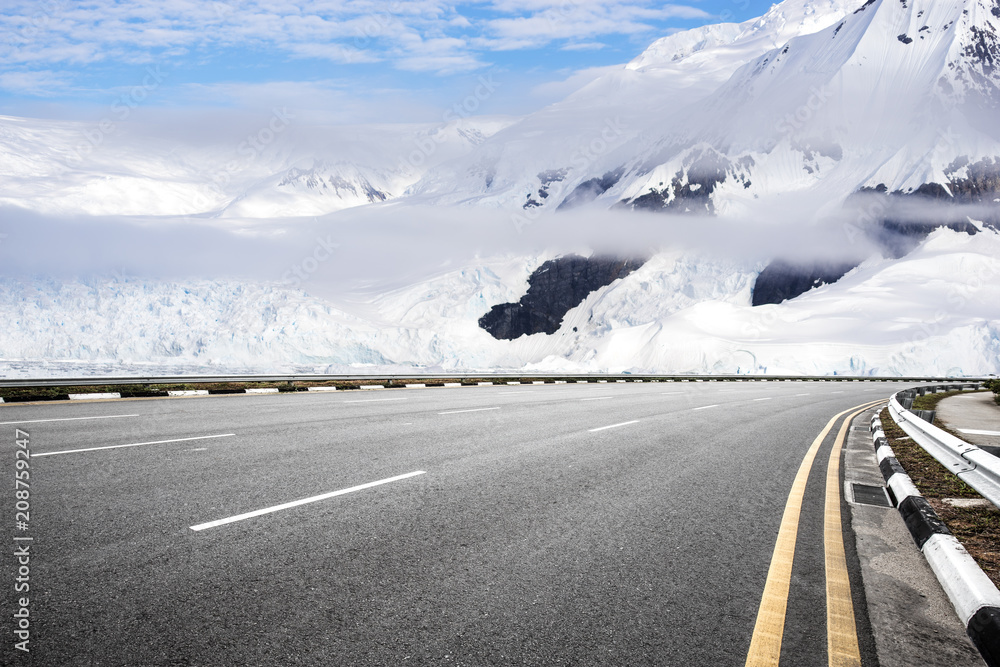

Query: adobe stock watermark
[842,195,891,247]
[775,84,834,137]
[12,428,33,655]
[512,116,628,233]
[282,235,339,288]
[398,72,501,173]
[188,107,295,214]
[69,66,168,163]
[354,1,403,48]
[5,0,70,44]
[905,252,1000,349]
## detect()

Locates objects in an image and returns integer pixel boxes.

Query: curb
[871,413,1000,666]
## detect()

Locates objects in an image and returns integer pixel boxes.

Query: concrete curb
[871,413,1000,667]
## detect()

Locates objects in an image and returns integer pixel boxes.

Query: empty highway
[1,380,897,665]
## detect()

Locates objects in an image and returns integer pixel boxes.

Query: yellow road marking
[745,400,884,667]
[824,407,871,667]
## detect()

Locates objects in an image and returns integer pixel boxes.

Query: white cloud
[561,42,607,51]
[0,0,710,77]
[176,79,444,124]
[480,1,710,49]
[529,64,621,100]
[0,70,71,96]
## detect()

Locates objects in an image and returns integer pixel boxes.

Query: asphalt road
[0,380,902,666]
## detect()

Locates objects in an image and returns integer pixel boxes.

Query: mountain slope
[409,0,862,210]
[610,0,1000,214]
[0,115,514,218]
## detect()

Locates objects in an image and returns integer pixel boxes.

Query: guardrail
[887,383,1000,510]
[0,374,991,389]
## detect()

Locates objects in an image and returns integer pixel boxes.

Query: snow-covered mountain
[413,0,1000,217]
[4,0,994,220]
[2,0,999,377]
[0,115,514,217]
[409,0,867,209]
[610,0,1000,214]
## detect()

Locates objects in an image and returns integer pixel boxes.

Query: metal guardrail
[0,374,991,389]
[888,384,1000,510]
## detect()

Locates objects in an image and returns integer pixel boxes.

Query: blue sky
[0,0,782,124]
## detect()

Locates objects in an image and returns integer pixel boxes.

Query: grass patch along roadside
[910,389,979,413]
[880,407,1000,587]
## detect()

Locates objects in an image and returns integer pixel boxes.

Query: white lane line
[190,470,426,531]
[661,392,683,396]
[831,391,845,394]
[188,448,208,452]
[438,407,500,415]
[344,397,408,404]
[959,428,1000,436]
[693,404,719,411]
[795,393,811,397]
[581,397,613,401]
[588,420,640,433]
[0,414,140,426]
[753,397,773,402]
[34,433,236,457]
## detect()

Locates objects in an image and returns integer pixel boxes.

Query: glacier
[3,227,999,377]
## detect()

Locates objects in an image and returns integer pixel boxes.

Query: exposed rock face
[523,169,569,209]
[621,148,753,214]
[277,162,390,203]
[752,217,984,306]
[753,157,1000,306]
[751,260,859,306]
[871,219,981,258]
[479,255,644,340]
[557,169,624,211]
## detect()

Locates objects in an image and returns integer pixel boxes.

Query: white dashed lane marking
[588,420,640,433]
[439,407,500,415]
[190,471,427,531]
[34,434,236,457]
[0,414,140,425]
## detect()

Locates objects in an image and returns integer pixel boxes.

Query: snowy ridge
[410,0,863,211]
[0,115,515,218]
[612,0,1000,211]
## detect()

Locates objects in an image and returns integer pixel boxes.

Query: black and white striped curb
[63,388,338,399]
[2,378,666,403]
[871,412,1000,667]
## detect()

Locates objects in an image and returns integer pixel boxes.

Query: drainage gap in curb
[852,483,893,507]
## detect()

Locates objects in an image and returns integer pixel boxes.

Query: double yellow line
[745,400,885,667]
